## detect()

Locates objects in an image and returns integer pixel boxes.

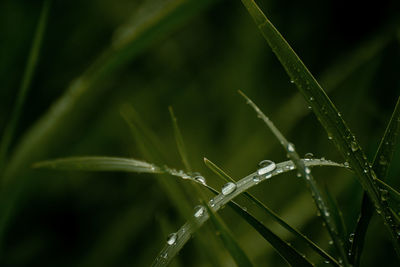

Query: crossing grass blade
[0,0,51,174]
[204,157,339,265]
[169,107,192,172]
[204,204,254,267]
[350,96,400,265]
[239,90,350,265]
[154,158,346,267]
[240,0,400,257]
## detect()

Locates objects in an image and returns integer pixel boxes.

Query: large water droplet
[194,205,205,218]
[221,182,236,195]
[344,162,350,167]
[167,232,178,245]
[257,160,276,175]
[193,173,206,185]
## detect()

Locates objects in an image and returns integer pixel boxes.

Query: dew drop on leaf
[257,160,276,175]
[167,232,178,245]
[221,182,236,195]
[194,205,205,218]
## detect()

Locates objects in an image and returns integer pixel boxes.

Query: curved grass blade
[153,159,348,266]
[204,157,339,266]
[350,96,400,265]
[33,156,162,173]
[240,0,400,257]
[0,0,51,173]
[204,204,254,267]
[169,107,192,172]
[239,90,350,266]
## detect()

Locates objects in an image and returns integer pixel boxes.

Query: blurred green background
[1,0,400,266]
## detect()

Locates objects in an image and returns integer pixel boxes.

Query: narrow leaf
[169,107,192,172]
[204,204,254,267]
[240,0,400,257]
[33,156,161,173]
[239,90,350,265]
[0,0,51,173]
[350,96,400,265]
[204,157,339,266]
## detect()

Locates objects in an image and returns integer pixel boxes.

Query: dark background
[1,0,400,266]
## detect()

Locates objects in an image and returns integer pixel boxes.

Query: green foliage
[1,0,399,266]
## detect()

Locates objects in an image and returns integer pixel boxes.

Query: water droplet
[309,97,314,101]
[363,169,368,173]
[344,162,349,167]
[209,199,215,207]
[221,182,236,195]
[349,233,354,243]
[257,160,276,175]
[290,80,294,83]
[328,240,333,245]
[194,175,206,185]
[287,143,295,152]
[167,232,178,245]
[296,172,302,177]
[305,167,311,174]
[194,205,205,218]
[338,112,342,117]
[324,260,330,264]
[304,152,314,159]
[253,175,261,183]
[307,106,312,110]
[328,135,333,140]
[324,210,330,217]
[265,173,272,179]
[351,141,358,152]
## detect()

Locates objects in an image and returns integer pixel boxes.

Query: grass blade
[240,0,400,257]
[239,90,350,265]
[33,156,162,173]
[169,107,192,172]
[0,0,51,173]
[154,158,347,266]
[350,96,400,265]
[204,204,254,267]
[204,157,339,266]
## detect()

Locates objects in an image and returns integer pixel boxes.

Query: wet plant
[2,0,400,266]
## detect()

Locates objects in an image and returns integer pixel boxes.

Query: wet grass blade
[169,107,192,172]
[350,96,400,265]
[33,156,162,173]
[154,158,346,266]
[239,90,350,265]
[323,185,348,250]
[204,158,339,265]
[0,0,51,173]
[240,0,400,257]
[204,204,254,267]
[375,179,400,202]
